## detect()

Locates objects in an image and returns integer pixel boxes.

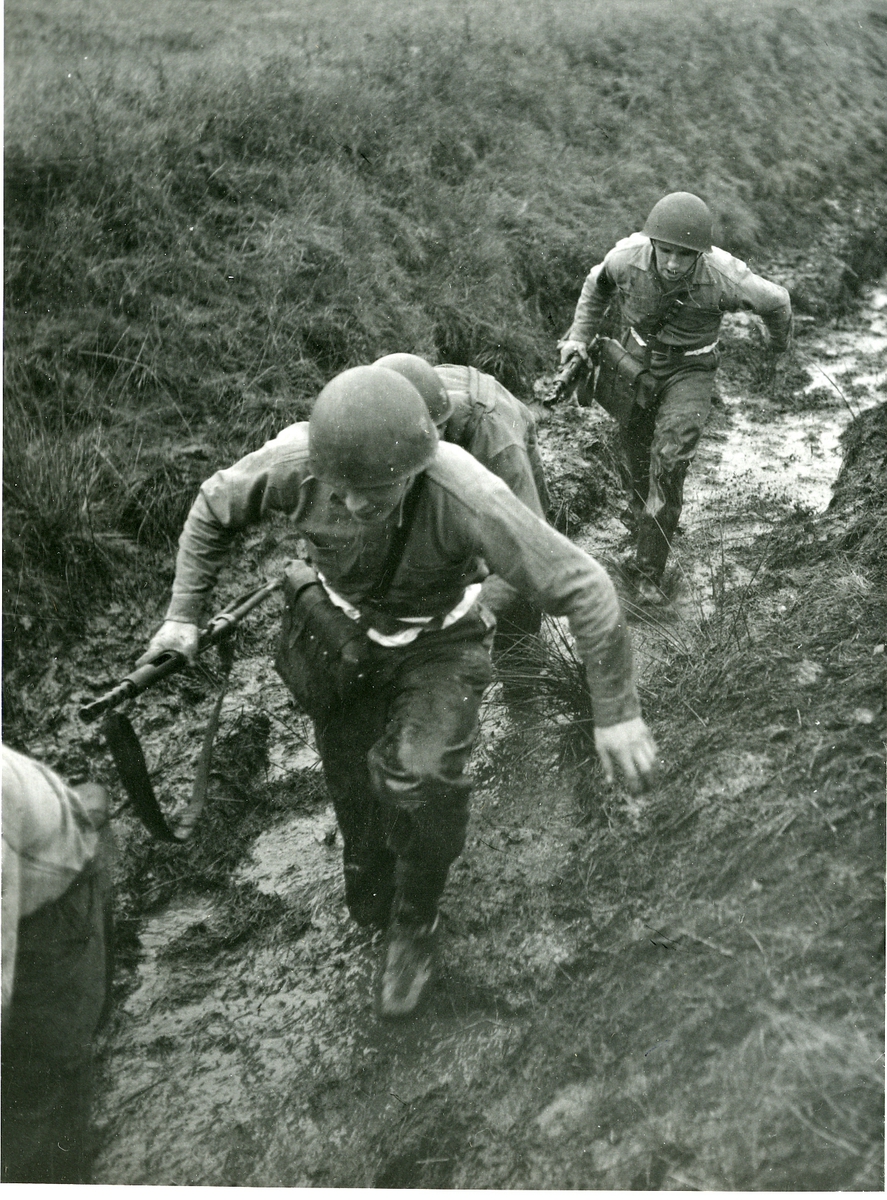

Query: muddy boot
[343,849,396,929]
[376,901,440,1019]
[635,575,668,606]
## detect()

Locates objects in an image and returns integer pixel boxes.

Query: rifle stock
[79,578,282,723]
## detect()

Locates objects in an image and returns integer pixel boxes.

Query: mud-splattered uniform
[165,428,639,926]
[1,747,112,1184]
[567,232,792,583]
[436,363,550,651]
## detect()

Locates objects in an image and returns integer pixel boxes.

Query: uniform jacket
[436,364,545,516]
[165,428,640,727]
[1,747,103,1011]
[567,232,792,352]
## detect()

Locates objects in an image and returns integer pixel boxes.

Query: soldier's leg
[620,398,659,528]
[635,368,715,584]
[366,612,493,1015]
[367,612,493,925]
[314,685,398,928]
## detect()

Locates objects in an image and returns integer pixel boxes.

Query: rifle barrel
[78,578,282,723]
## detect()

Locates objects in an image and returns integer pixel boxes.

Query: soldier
[560,191,792,603]
[2,746,112,1184]
[373,353,548,667]
[138,365,658,1017]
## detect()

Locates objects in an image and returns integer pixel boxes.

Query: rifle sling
[361,473,426,605]
[104,638,235,843]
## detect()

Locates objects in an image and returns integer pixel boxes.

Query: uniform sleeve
[165,428,309,624]
[566,260,616,343]
[1,747,102,1014]
[437,459,640,726]
[717,256,793,350]
[2,826,21,1015]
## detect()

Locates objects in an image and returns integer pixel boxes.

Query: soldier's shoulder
[705,245,748,275]
[605,232,652,270]
[262,421,311,459]
[427,441,502,496]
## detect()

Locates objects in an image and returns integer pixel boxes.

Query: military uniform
[567,232,792,584]
[1,747,111,1183]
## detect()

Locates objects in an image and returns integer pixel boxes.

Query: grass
[4,0,887,683]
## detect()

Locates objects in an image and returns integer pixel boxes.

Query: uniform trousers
[621,352,717,583]
[289,608,494,926]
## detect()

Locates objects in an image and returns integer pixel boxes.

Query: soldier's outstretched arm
[595,716,659,795]
[439,450,659,792]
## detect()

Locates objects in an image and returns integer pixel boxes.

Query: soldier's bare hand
[558,339,589,366]
[136,619,200,667]
[594,716,659,795]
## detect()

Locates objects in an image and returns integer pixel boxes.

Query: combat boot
[635,577,668,606]
[377,909,440,1018]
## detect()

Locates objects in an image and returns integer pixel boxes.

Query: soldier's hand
[558,339,589,366]
[136,619,200,667]
[594,716,659,795]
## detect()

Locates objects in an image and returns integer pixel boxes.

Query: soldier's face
[334,477,412,523]
[652,240,698,281]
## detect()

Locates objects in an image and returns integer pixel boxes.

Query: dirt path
[87,286,885,1186]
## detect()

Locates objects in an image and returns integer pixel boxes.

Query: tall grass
[4,0,887,668]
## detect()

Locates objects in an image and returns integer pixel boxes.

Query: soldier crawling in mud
[372,352,549,686]
[138,365,658,1018]
[560,191,793,604]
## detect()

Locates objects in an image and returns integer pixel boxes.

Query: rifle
[539,340,597,407]
[79,578,282,723]
[80,577,282,842]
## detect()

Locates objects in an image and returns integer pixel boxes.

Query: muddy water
[91,284,885,1185]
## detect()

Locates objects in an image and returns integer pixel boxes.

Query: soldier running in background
[138,365,657,1018]
[560,191,792,604]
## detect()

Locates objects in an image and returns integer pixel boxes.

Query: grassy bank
[4,0,887,681]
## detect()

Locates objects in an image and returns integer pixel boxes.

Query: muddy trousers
[1,848,112,1184]
[310,609,494,927]
[621,362,716,583]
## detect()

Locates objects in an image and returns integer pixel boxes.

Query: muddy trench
[80,286,885,1187]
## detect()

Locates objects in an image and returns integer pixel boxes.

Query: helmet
[643,192,712,253]
[372,353,454,425]
[309,365,438,488]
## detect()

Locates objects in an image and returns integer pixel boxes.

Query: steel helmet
[643,192,712,254]
[309,365,439,488]
[372,353,454,426]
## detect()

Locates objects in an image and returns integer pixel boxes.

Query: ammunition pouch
[274,560,375,719]
[590,336,654,427]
